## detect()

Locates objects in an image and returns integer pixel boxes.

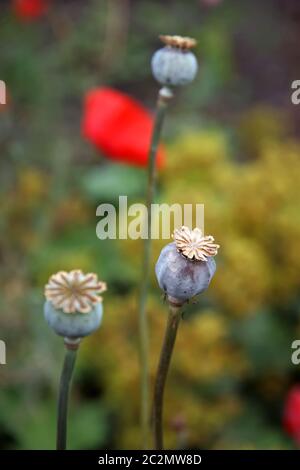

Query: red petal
[82,87,165,168]
[283,386,300,438]
[13,0,49,20]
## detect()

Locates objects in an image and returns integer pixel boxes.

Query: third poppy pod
[82,87,165,168]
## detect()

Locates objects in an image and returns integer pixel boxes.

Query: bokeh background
[1,0,300,450]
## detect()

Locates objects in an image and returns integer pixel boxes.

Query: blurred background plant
[1,0,300,449]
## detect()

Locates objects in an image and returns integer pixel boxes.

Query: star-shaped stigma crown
[45,270,107,314]
[159,35,197,50]
[173,226,219,262]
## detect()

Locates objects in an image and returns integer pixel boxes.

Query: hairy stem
[138,86,173,448]
[56,348,77,450]
[153,303,181,450]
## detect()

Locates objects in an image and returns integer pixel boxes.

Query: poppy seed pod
[151,35,198,87]
[44,270,107,339]
[44,301,103,339]
[155,227,219,303]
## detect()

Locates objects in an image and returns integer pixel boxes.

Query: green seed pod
[44,270,107,339]
[155,227,219,303]
[151,35,198,87]
[44,300,103,339]
[156,243,216,302]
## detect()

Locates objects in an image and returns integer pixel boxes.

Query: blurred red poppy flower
[13,0,49,20]
[82,87,165,168]
[283,386,300,444]
[200,0,223,6]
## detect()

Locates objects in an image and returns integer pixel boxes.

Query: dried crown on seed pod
[44,269,107,314]
[173,226,219,262]
[159,35,197,50]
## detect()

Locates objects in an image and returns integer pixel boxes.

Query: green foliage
[0,391,108,450]
[80,164,146,202]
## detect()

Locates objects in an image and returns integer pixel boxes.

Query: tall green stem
[56,348,77,450]
[153,303,181,450]
[138,86,173,448]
